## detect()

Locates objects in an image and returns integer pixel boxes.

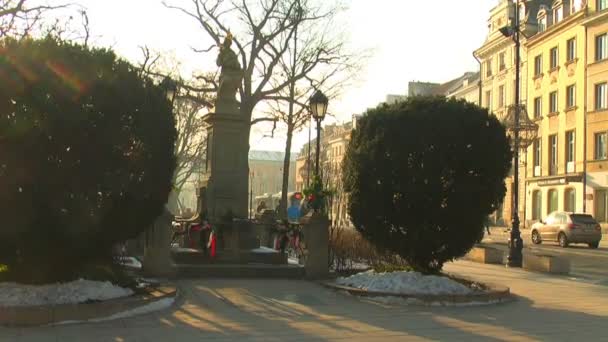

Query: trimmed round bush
[343,96,512,274]
[0,38,176,283]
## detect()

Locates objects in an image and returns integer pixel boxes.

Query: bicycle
[273,221,306,263]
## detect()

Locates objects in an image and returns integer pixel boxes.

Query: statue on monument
[215,32,243,112]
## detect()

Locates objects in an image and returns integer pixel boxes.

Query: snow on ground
[336,270,474,296]
[251,247,278,254]
[0,279,134,307]
[91,297,175,321]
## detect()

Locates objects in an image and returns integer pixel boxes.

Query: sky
[70,0,499,153]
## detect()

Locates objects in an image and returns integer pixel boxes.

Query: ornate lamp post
[499,1,539,267]
[502,104,538,267]
[310,90,329,177]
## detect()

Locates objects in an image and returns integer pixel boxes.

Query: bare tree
[164,0,363,216]
[136,47,215,212]
[172,98,208,200]
[0,0,71,38]
[163,0,358,128]
[271,36,361,217]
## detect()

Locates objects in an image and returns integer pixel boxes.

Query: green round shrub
[0,38,176,283]
[343,96,512,273]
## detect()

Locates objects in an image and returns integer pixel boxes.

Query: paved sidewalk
[3,260,608,341]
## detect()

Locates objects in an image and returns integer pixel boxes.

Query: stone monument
[199,32,249,221]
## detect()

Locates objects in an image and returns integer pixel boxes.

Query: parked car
[531,212,602,248]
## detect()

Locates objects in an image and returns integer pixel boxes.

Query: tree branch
[250,117,278,126]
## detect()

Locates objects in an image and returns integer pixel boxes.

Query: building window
[533,138,541,172]
[597,33,608,61]
[565,189,576,212]
[499,52,506,71]
[596,83,607,110]
[498,85,505,108]
[595,132,608,160]
[549,134,558,175]
[566,130,575,172]
[548,189,558,214]
[566,84,576,108]
[532,191,542,220]
[567,38,576,62]
[534,55,543,76]
[553,7,562,23]
[599,0,608,11]
[485,90,492,109]
[486,59,493,77]
[549,91,558,113]
[596,190,608,223]
[550,47,559,69]
[534,97,542,118]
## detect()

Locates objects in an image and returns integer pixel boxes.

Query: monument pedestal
[199,112,249,221]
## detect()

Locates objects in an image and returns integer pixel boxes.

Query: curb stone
[0,285,178,327]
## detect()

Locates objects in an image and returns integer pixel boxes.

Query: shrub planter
[0,285,177,327]
[466,246,504,265]
[321,278,511,305]
[523,254,570,275]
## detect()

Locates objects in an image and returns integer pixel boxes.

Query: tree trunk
[279,21,298,220]
[279,119,294,219]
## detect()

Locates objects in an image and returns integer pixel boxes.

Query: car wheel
[531,230,542,245]
[588,242,600,249]
[558,233,569,248]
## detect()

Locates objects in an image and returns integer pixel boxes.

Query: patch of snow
[336,270,473,296]
[54,297,175,325]
[367,296,502,307]
[251,247,278,254]
[117,256,142,269]
[0,279,134,307]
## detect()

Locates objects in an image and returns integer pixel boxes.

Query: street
[482,227,608,286]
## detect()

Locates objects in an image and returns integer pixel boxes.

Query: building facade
[442,72,481,105]
[475,0,552,225]
[295,116,358,227]
[583,2,608,223]
[408,81,440,96]
[248,150,297,210]
[524,2,587,225]
[522,0,608,225]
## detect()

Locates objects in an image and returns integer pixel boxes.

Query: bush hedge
[0,38,176,283]
[343,96,512,274]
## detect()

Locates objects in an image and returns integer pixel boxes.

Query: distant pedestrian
[256,201,267,213]
[287,200,301,224]
[484,216,492,235]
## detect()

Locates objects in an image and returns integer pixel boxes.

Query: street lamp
[160,76,178,106]
[498,0,538,268]
[310,89,329,177]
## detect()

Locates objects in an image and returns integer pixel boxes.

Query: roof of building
[249,150,298,162]
[436,72,480,96]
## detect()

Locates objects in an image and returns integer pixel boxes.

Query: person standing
[287,200,301,224]
[484,215,492,235]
